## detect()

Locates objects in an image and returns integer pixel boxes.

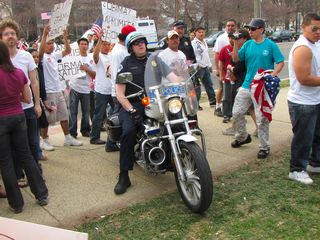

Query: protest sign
[47,0,73,41]
[101,2,136,43]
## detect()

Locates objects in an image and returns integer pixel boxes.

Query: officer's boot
[114,171,131,195]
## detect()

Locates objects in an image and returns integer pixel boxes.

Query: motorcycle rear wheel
[174,141,213,213]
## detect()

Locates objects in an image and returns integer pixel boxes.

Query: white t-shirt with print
[70,54,94,94]
[42,51,63,93]
[11,50,37,109]
[94,53,112,95]
[110,43,129,96]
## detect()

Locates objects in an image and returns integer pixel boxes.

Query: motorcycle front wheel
[174,141,213,213]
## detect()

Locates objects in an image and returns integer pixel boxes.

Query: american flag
[250,69,280,122]
[91,17,103,36]
[41,12,52,20]
[17,40,29,51]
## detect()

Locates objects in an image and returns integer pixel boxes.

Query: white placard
[47,0,73,41]
[0,217,88,240]
[101,2,136,43]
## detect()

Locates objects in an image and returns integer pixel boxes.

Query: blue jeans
[90,92,114,140]
[14,107,40,179]
[0,114,48,210]
[197,67,216,104]
[69,89,91,137]
[288,101,320,172]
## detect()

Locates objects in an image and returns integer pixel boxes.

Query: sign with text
[47,0,73,41]
[101,2,136,43]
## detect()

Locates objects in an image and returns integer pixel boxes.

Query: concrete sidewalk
[0,88,292,229]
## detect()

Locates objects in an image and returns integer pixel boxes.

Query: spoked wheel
[174,141,213,213]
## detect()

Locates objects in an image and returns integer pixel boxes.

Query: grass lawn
[77,150,320,239]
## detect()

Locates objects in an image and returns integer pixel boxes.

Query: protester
[0,40,48,213]
[287,13,320,184]
[39,25,82,149]
[222,29,258,136]
[192,26,216,107]
[69,38,96,138]
[231,18,284,159]
[114,31,149,195]
[0,19,42,187]
[90,33,114,145]
[28,48,49,161]
[213,19,237,116]
[218,33,234,123]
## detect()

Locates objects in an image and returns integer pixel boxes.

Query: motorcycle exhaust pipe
[148,147,166,166]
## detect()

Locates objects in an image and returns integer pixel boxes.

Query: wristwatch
[128,108,136,114]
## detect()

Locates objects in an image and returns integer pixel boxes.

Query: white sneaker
[306,165,320,173]
[222,127,236,136]
[288,171,313,185]
[41,138,55,151]
[64,135,83,146]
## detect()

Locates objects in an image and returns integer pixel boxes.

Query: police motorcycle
[107,51,213,213]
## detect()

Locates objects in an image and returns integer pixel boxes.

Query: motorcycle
[107,51,213,213]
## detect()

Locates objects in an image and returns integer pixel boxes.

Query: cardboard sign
[0,217,88,240]
[47,0,73,41]
[58,55,86,82]
[101,2,136,43]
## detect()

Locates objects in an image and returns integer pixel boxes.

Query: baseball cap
[244,18,265,29]
[167,30,179,39]
[173,20,185,28]
[121,25,136,36]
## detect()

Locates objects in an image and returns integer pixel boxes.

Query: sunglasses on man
[247,27,261,31]
[311,26,320,32]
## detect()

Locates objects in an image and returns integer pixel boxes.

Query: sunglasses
[132,39,145,46]
[311,26,320,32]
[248,27,261,31]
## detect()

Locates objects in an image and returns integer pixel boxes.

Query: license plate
[161,85,186,96]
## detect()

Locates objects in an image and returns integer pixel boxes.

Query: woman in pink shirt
[0,41,48,213]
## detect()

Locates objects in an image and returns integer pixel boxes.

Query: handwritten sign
[47,0,73,41]
[101,2,136,43]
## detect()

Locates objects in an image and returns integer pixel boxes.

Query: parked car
[205,31,224,47]
[269,30,292,42]
[293,31,302,41]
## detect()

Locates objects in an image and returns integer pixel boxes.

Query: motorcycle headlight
[168,99,182,114]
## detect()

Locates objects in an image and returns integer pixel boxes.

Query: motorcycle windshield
[144,50,198,116]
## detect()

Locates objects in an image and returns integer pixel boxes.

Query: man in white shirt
[90,34,114,145]
[287,13,320,184]
[213,19,237,115]
[192,27,216,107]
[0,19,43,182]
[158,30,187,74]
[69,38,96,138]
[39,25,82,149]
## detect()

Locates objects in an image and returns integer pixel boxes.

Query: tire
[174,141,213,213]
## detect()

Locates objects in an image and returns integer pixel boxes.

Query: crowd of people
[1,12,320,213]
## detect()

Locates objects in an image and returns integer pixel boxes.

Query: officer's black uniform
[117,54,149,172]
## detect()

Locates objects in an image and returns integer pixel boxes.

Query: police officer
[114,32,150,195]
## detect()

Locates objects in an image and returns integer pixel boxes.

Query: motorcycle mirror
[116,72,133,84]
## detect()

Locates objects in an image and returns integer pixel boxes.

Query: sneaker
[306,164,320,173]
[257,149,270,159]
[9,206,23,214]
[231,134,252,148]
[90,139,106,145]
[214,107,223,117]
[39,154,48,161]
[289,171,313,185]
[37,197,48,206]
[209,101,216,107]
[198,105,203,111]
[222,127,236,136]
[81,132,90,137]
[64,135,83,146]
[41,138,55,151]
[222,116,231,123]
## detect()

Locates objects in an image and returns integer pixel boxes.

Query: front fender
[176,134,197,143]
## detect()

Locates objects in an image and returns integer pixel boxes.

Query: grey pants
[232,87,270,150]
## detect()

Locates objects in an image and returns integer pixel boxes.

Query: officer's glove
[129,109,143,125]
